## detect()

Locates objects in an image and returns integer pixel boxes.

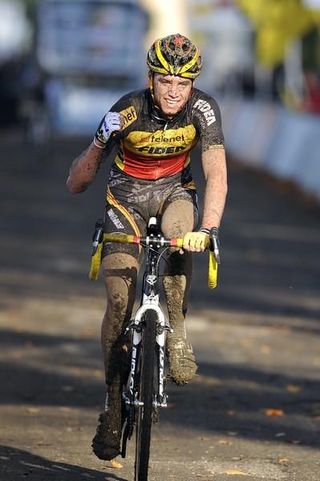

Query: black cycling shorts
[102,165,199,258]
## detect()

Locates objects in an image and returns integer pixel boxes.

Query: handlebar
[103,233,218,289]
[103,232,183,248]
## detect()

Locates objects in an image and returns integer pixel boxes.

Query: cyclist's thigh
[103,187,145,257]
[161,199,194,283]
[161,198,197,237]
[102,195,144,301]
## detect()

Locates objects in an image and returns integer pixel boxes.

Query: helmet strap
[148,72,154,90]
[189,81,194,98]
[148,72,155,101]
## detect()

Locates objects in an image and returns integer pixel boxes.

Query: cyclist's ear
[148,72,154,91]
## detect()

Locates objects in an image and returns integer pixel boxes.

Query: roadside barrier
[221,98,320,202]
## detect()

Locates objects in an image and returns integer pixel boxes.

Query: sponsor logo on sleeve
[194,99,216,126]
[120,106,137,129]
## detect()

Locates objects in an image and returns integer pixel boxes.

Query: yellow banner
[236,0,317,66]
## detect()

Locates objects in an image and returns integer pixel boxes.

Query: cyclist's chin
[160,100,185,117]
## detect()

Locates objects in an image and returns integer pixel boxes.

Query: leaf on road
[285,384,302,393]
[224,469,249,476]
[278,457,289,465]
[107,459,123,469]
[26,407,40,414]
[264,408,284,417]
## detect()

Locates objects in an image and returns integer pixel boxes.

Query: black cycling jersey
[98,88,224,180]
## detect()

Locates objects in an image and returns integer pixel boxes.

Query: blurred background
[1,0,320,199]
[1,4,320,475]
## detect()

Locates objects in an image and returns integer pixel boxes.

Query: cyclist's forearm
[66,142,104,193]
[201,147,228,229]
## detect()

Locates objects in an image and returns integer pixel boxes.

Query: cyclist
[66,33,228,461]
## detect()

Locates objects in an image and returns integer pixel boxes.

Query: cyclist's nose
[167,85,179,97]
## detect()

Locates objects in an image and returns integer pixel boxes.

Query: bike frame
[123,222,171,414]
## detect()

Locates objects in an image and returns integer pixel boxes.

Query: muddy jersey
[99,88,224,180]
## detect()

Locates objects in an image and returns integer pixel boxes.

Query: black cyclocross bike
[89,217,219,481]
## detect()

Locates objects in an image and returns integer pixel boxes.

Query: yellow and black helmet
[147,33,202,80]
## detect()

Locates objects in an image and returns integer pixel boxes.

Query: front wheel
[134,310,157,481]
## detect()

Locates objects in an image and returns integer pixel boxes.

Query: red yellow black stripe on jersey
[115,125,197,180]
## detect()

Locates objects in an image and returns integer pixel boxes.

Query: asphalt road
[1,135,320,481]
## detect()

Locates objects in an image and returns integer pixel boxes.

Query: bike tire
[134,309,157,481]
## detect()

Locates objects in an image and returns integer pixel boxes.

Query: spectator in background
[302,27,320,114]
[304,71,320,113]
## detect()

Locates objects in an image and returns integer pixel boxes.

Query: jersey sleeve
[109,93,139,132]
[95,91,140,148]
[191,91,225,152]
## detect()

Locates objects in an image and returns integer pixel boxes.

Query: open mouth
[165,99,180,107]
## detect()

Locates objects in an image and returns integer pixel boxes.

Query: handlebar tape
[208,251,218,289]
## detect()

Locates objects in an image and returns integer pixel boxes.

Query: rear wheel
[134,310,157,481]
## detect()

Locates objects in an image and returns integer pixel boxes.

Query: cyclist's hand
[94,111,122,145]
[183,230,210,252]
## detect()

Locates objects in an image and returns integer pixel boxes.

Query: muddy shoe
[167,338,198,385]
[92,410,121,460]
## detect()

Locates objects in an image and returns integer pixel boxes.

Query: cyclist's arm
[200,146,228,229]
[66,93,139,194]
[66,141,105,193]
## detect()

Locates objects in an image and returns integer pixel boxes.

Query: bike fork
[123,305,170,410]
[154,329,168,408]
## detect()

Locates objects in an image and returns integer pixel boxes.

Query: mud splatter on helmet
[147,33,202,80]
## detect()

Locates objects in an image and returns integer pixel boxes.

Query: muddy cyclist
[66,33,228,462]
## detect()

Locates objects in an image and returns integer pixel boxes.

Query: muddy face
[153,74,193,117]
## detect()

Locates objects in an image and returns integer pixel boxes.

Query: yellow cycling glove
[183,230,210,252]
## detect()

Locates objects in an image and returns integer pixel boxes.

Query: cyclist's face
[153,74,193,116]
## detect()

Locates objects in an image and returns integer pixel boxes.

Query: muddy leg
[92,252,138,460]
[161,199,198,384]
[100,252,138,385]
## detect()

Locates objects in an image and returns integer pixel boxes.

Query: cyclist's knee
[102,253,138,286]
[102,252,138,315]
